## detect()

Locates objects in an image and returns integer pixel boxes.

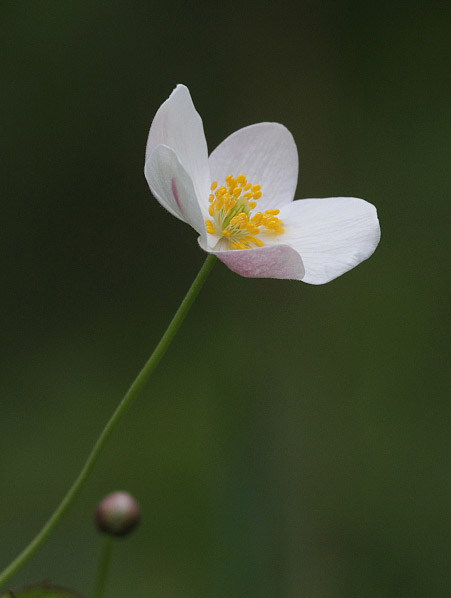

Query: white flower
[145,84,380,284]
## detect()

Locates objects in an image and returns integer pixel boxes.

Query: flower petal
[276,197,380,284]
[198,237,304,280]
[208,123,298,211]
[146,84,210,209]
[145,144,206,236]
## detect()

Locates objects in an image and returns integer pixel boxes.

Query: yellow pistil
[205,174,284,250]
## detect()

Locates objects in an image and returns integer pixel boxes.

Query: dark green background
[1,1,449,596]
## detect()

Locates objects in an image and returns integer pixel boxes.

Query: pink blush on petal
[216,245,305,280]
[171,177,183,215]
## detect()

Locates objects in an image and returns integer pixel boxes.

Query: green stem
[0,254,216,589]
[94,537,114,598]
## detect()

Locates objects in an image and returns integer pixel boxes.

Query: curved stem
[0,254,216,589]
[94,537,114,598]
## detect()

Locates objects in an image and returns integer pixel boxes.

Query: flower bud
[95,491,141,537]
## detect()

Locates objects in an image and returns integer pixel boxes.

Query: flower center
[204,174,284,250]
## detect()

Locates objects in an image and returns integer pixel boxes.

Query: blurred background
[0,1,449,596]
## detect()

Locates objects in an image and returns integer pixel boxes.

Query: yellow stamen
[249,236,264,247]
[206,173,284,250]
[231,240,246,250]
[205,220,215,234]
[251,213,263,225]
[246,224,259,235]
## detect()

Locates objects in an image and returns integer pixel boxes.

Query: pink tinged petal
[208,122,298,211]
[145,144,206,237]
[277,197,381,284]
[198,237,305,280]
[145,84,210,209]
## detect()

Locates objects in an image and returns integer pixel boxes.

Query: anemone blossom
[145,85,380,284]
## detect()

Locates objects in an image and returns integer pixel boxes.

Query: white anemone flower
[145,84,380,284]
